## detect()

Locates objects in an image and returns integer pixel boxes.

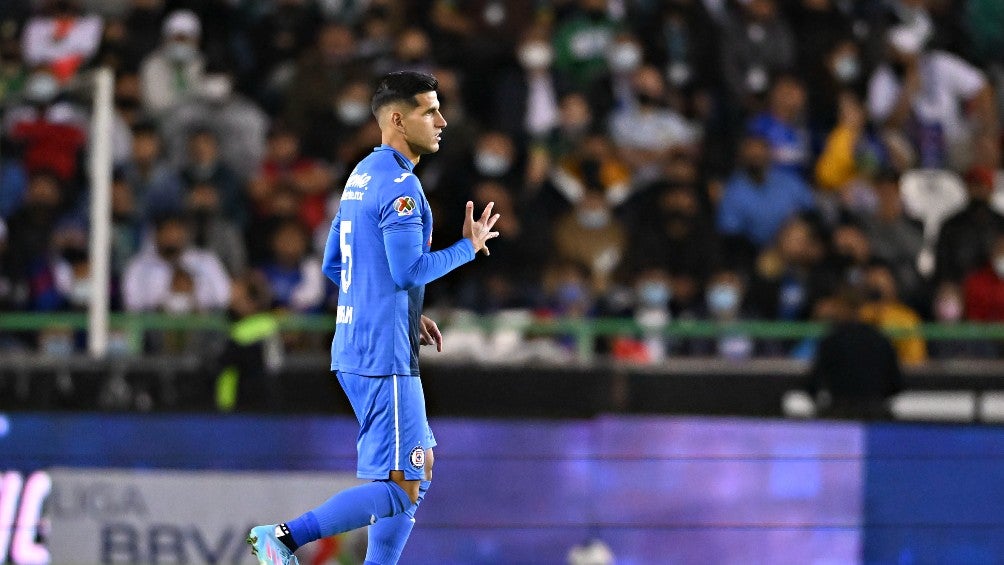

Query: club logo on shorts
[409,446,425,469]
[394,196,417,216]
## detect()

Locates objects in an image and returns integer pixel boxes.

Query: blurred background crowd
[1,0,1004,365]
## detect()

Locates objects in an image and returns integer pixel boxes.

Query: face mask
[833,55,860,83]
[166,41,197,63]
[608,44,642,73]
[638,282,670,307]
[935,295,963,322]
[474,152,511,177]
[68,278,91,306]
[200,76,232,102]
[336,100,371,126]
[518,42,553,70]
[159,244,183,262]
[994,256,1004,278]
[24,72,59,104]
[61,246,88,264]
[557,282,586,306]
[163,292,195,314]
[707,283,740,315]
[576,208,610,229]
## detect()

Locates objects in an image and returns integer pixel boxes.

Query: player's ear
[390,109,405,133]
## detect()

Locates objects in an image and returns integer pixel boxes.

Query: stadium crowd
[1,0,1004,364]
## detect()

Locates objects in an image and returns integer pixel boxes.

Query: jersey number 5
[340,220,352,292]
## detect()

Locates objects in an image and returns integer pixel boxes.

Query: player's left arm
[381,176,476,290]
[321,208,342,285]
[419,314,443,352]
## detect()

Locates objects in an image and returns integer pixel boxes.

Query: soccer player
[247,71,500,565]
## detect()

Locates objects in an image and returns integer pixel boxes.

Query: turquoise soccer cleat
[247,525,300,565]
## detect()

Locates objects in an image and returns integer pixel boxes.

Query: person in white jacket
[139,9,205,118]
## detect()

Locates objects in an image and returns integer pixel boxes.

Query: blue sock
[285,481,411,549]
[363,480,430,565]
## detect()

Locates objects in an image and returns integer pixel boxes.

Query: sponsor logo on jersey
[409,446,425,469]
[345,171,372,190]
[393,196,417,216]
[394,172,413,183]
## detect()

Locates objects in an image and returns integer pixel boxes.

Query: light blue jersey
[322,144,474,377]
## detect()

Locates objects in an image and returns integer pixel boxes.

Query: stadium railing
[1,311,1003,360]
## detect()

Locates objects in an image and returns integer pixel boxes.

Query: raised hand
[463,201,501,256]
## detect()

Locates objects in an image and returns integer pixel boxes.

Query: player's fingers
[466,200,474,223]
[419,325,433,346]
[487,230,500,239]
[480,201,495,222]
[430,322,444,352]
[486,213,501,230]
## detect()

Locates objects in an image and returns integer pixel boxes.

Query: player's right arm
[321,207,342,285]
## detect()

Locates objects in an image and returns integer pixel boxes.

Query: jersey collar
[375,144,415,172]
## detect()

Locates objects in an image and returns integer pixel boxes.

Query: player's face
[402,91,447,155]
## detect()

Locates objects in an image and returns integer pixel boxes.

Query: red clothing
[964,266,1004,321]
[12,119,86,181]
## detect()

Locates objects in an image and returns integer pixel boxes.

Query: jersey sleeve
[378,174,424,233]
[378,174,475,289]
[321,207,342,285]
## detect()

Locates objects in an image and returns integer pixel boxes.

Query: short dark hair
[370,71,438,115]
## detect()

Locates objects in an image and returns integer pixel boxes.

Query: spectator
[810,38,865,133]
[427,0,539,126]
[934,166,1004,285]
[867,22,997,170]
[704,268,756,360]
[859,259,927,365]
[0,26,27,105]
[0,219,27,311]
[5,70,88,184]
[550,131,632,206]
[118,0,166,72]
[493,24,568,142]
[747,215,828,321]
[46,219,93,312]
[161,69,269,181]
[609,65,702,178]
[635,0,721,94]
[784,0,854,130]
[139,9,205,117]
[860,170,925,304]
[808,287,902,419]
[625,180,720,288]
[450,179,547,312]
[0,158,29,218]
[552,0,618,90]
[552,187,627,293]
[213,272,281,412]
[21,0,102,83]
[963,233,1004,322]
[248,0,320,109]
[247,126,333,234]
[719,0,796,109]
[122,214,230,313]
[119,121,183,221]
[299,77,373,161]
[283,21,365,135]
[109,172,142,281]
[257,221,324,313]
[185,181,247,277]
[747,74,811,176]
[178,128,244,224]
[814,91,884,197]
[5,171,66,284]
[716,134,815,256]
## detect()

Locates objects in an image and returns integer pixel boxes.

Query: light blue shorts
[336,371,436,481]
